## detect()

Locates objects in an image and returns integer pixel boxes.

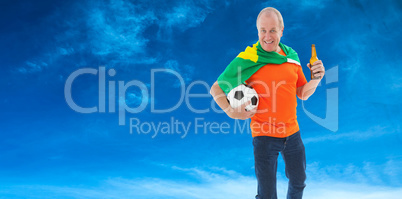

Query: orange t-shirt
[245,49,307,138]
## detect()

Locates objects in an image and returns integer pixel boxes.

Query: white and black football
[227,84,259,111]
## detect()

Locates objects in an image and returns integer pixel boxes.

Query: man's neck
[275,45,281,53]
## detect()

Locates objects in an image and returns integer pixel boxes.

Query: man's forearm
[210,81,256,120]
[300,79,321,100]
[210,82,231,113]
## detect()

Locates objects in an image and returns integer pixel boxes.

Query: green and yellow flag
[217,41,301,94]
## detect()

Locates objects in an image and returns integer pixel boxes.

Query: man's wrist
[224,106,233,117]
[310,78,321,85]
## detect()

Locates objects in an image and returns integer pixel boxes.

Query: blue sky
[1,0,402,198]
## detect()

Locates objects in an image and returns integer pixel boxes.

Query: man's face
[257,12,283,52]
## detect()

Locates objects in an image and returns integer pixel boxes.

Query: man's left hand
[307,60,325,80]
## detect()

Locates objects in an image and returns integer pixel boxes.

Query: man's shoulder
[279,42,297,53]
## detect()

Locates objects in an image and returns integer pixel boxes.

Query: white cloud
[384,159,402,186]
[303,125,393,144]
[18,0,214,74]
[85,1,156,58]
[306,159,402,188]
[163,2,211,31]
[164,59,195,87]
[3,164,402,199]
[18,61,48,73]
[125,89,151,107]
[304,182,402,199]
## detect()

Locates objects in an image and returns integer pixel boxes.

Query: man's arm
[210,81,256,120]
[297,60,325,100]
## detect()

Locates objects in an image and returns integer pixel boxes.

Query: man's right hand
[210,81,256,120]
[226,101,256,120]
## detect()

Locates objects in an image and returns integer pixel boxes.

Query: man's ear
[280,27,284,37]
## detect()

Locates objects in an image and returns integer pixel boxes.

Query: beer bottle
[310,44,319,80]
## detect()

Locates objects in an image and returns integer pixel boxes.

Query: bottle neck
[311,47,317,57]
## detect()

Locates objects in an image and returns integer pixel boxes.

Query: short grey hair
[256,7,284,29]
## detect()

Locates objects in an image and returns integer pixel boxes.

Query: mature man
[210,7,325,199]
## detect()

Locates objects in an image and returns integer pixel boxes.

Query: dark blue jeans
[253,131,306,199]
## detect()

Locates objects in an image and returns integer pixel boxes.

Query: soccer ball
[227,84,259,111]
